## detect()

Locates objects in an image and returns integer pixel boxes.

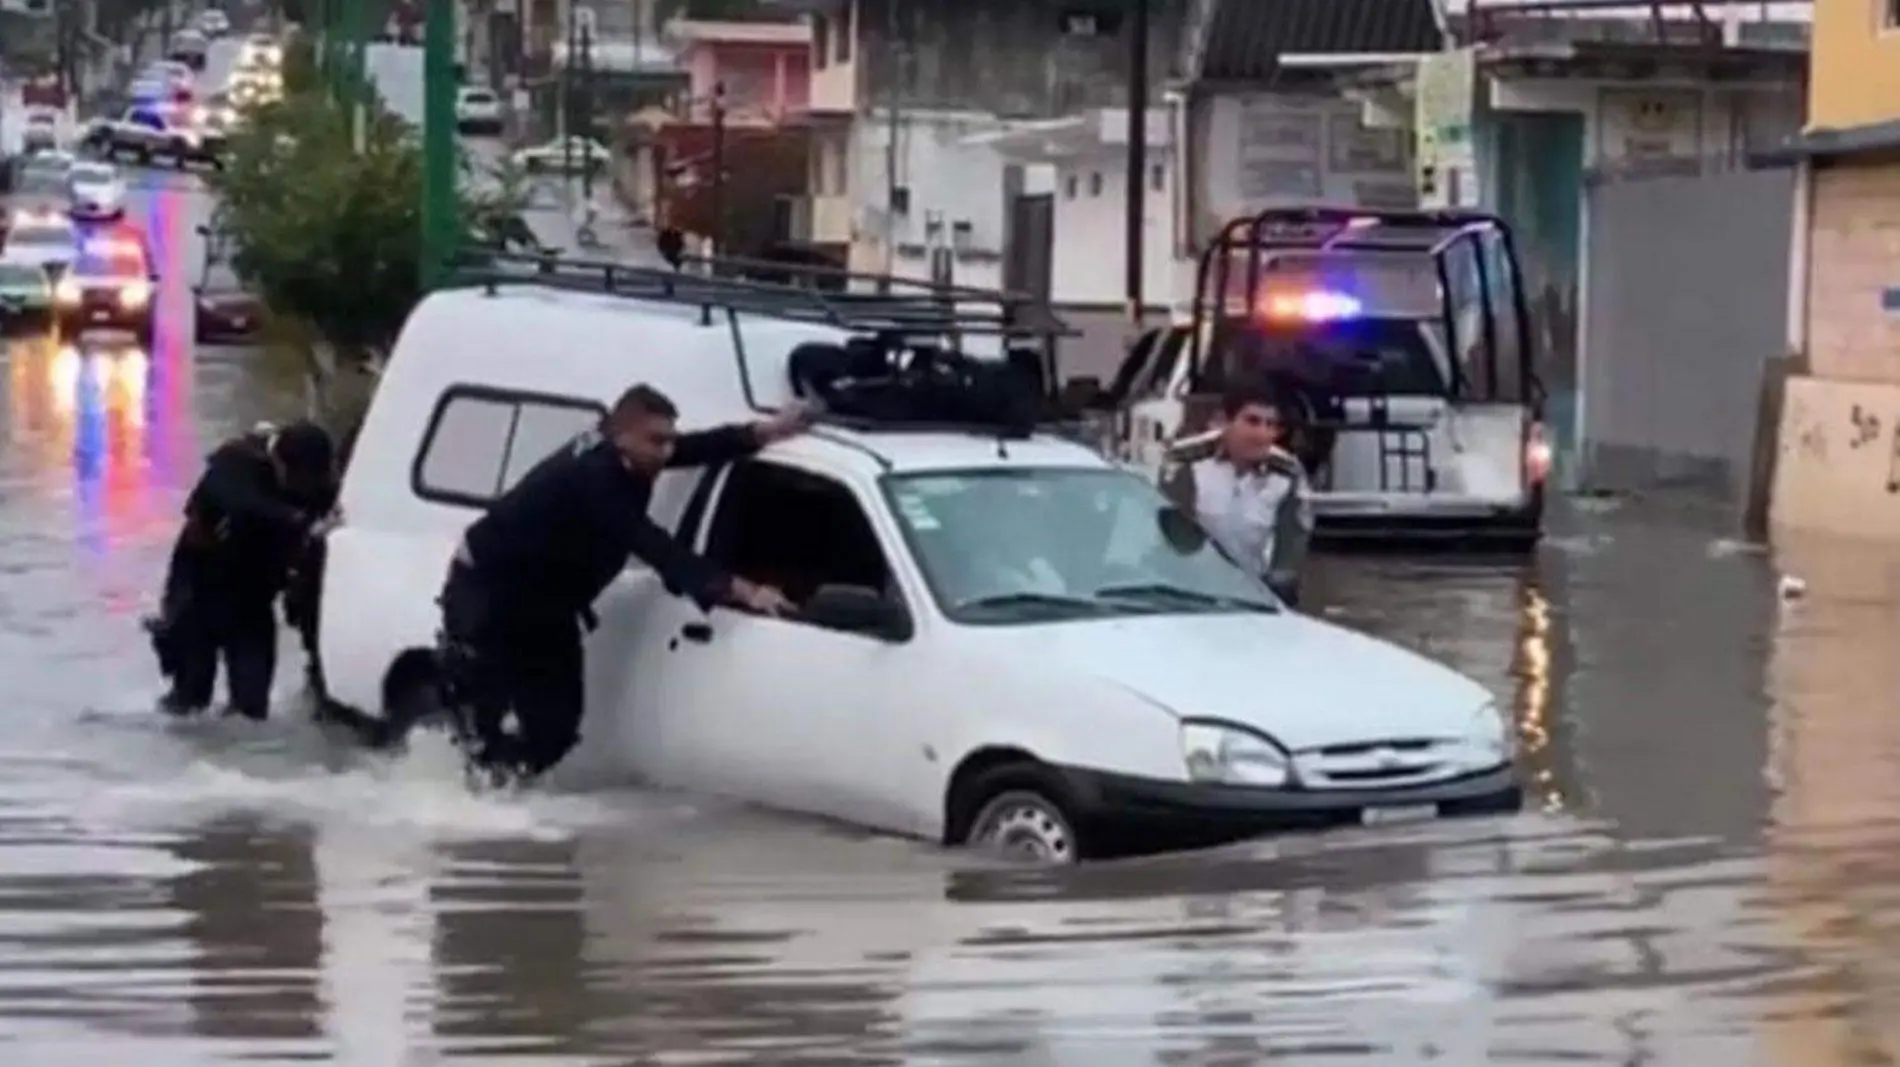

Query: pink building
[665,20,812,127]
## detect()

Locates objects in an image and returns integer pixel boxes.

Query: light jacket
[1161,443,1313,603]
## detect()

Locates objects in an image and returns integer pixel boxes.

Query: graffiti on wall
[1774,378,1900,535]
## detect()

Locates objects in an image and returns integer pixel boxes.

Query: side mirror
[800,583,910,640]
[1059,376,1107,413]
[1157,507,1208,555]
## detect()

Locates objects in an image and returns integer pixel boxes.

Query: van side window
[412,386,605,506]
[701,461,899,629]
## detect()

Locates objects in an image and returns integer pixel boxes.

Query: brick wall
[1807,161,1900,384]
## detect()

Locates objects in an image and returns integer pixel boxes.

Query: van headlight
[54,278,81,305]
[1468,702,1515,762]
[119,280,151,307]
[1180,720,1291,787]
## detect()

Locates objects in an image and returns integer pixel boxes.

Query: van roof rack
[448,248,1073,339]
[1211,205,1511,254]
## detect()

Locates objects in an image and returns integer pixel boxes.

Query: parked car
[309,255,1523,863]
[191,223,263,344]
[454,86,503,136]
[510,136,610,175]
[20,108,60,153]
[0,256,54,332]
[196,8,231,36]
[168,28,209,71]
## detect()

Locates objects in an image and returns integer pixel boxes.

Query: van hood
[974,612,1492,752]
[3,245,73,268]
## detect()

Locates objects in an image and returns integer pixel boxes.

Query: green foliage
[206,62,521,361]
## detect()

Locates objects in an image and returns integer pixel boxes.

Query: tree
[206,40,519,428]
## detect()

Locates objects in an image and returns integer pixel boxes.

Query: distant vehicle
[20,108,59,153]
[66,161,126,220]
[168,28,210,71]
[0,257,54,331]
[196,8,230,36]
[53,237,156,344]
[510,136,610,175]
[132,66,194,105]
[84,106,224,169]
[237,33,281,68]
[145,60,194,86]
[9,151,74,207]
[192,224,262,344]
[19,78,64,109]
[454,86,503,135]
[0,216,78,273]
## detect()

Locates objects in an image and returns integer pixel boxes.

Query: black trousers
[153,537,283,719]
[438,563,585,777]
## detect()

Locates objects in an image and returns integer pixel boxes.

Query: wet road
[3,119,1895,1067]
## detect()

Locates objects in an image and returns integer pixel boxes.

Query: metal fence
[1578,154,1794,500]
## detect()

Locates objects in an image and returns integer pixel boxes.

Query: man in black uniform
[151,421,339,720]
[439,384,805,783]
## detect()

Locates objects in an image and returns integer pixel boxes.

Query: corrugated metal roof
[1199,0,1442,81]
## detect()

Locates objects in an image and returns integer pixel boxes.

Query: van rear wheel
[382,663,457,748]
[963,766,1084,864]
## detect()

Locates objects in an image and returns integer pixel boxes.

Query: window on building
[890,186,911,214]
[1887,0,1899,29]
[835,14,852,61]
[811,15,830,68]
[1088,171,1103,197]
[413,386,605,506]
[1150,163,1165,191]
[1063,173,1078,199]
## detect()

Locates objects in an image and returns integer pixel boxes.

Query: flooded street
[2,175,1894,1066]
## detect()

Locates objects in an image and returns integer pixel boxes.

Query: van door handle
[678,622,713,644]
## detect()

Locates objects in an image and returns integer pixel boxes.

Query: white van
[313,257,1522,862]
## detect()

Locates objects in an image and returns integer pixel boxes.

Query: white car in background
[196,8,231,36]
[454,86,504,135]
[0,216,78,273]
[67,161,126,220]
[237,33,282,68]
[510,136,611,175]
[21,108,59,153]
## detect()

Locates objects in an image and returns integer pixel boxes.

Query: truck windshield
[883,468,1279,624]
[1217,317,1448,398]
[0,264,44,287]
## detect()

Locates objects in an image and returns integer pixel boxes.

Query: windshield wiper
[955,592,1118,616]
[1092,583,1279,613]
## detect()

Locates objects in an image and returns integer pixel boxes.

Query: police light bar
[1260,290,1363,323]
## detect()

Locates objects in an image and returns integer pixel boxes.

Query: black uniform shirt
[461,424,761,621]
[179,432,310,594]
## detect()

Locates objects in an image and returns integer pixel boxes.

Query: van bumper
[1310,489,1544,554]
[1055,763,1522,849]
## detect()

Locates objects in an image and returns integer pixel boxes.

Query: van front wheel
[380,658,456,748]
[964,769,1084,864]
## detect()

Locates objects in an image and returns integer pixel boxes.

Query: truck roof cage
[1207,205,1512,255]
[449,248,1073,340]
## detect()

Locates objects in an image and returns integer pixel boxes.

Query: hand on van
[728,577,794,616]
[307,509,343,538]
[751,402,815,444]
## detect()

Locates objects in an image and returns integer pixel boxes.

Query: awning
[962,109,1172,163]
[1752,118,1900,167]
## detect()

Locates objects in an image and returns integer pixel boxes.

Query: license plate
[1361,803,1437,826]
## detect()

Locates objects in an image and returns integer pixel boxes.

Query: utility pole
[421,0,458,288]
[1125,0,1150,333]
[561,4,577,176]
[578,18,593,202]
[344,0,369,106]
[709,79,726,259]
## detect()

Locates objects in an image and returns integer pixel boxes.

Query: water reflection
[168,819,324,1047]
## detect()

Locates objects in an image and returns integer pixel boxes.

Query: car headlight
[54,279,81,304]
[119,281,151,307]
[1180,720,1292,787]
[1468,702,1515,762]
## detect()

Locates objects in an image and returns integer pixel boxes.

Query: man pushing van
[438,384,808,785]
[149,421,340,719]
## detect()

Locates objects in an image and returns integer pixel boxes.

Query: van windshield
[883,468,1279,624]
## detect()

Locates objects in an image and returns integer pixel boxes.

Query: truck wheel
[960,763,1086,864]
[381,657,456,748]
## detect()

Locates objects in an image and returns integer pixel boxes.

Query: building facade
[1769,0,1900,540]
[667,18,810,124]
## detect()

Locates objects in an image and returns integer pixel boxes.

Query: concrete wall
[1049,147,1177,307]
[839,110,1015,283]
[1581,165,1795,499]
[856,0,1185,117]
[1806,162,1900,384]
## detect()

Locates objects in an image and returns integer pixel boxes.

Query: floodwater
[3,176,1897,1067]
